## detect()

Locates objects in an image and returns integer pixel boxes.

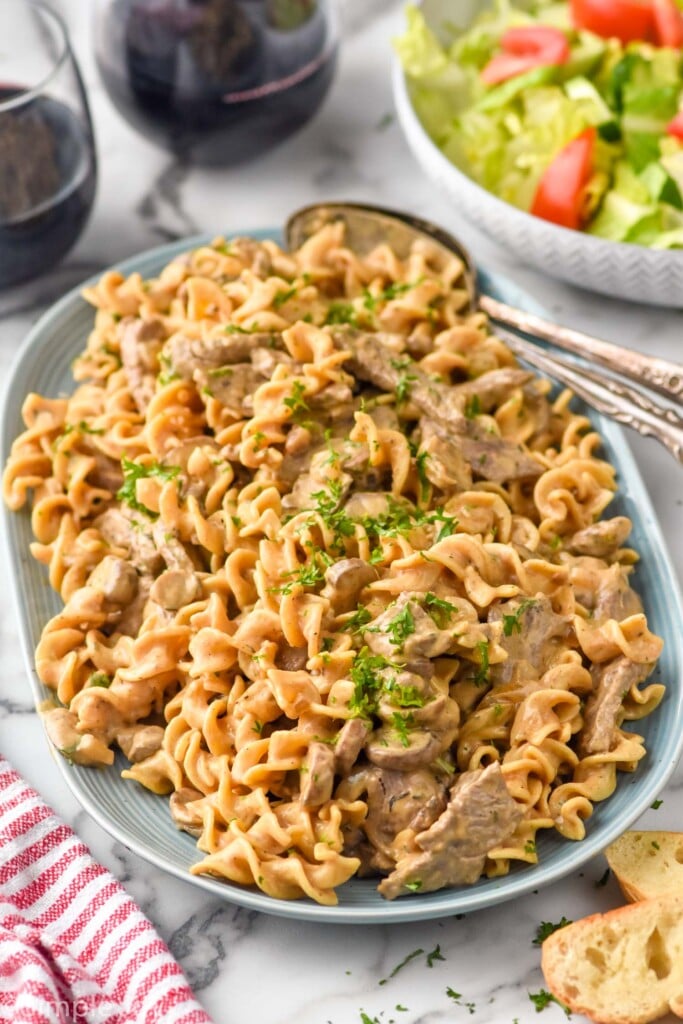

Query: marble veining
[1,2,682,1022]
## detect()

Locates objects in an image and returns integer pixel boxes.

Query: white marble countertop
[1,2,682,1022]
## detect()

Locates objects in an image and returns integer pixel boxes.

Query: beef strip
[197,363,264,414]
[568,517,632,558]
[165,332,283,380]
[448,367,533,412]
[418,417,472,492]
[488,595,570,685]
[578,656,655,756]
[329,329,542,482]
[593,564,643,622]
[343,767,449,872]
[378,762,523,898]
[119,318,166,413]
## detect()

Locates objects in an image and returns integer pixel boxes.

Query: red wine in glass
[0,87,97,289]
[94,0,338,166]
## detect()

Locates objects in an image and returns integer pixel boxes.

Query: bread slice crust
[606,830,683,903]
[541,895,683,1024]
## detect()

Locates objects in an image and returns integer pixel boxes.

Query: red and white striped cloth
[0,755,214,1024]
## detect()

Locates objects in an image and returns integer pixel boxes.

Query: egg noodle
[2,225,664,904]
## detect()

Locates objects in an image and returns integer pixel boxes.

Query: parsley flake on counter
[528,989,572,1017]
[651,798,664,809]
[533,918,572,946]
[426,943,445,968]
[446,987,476,1014]
[379,947,425,984]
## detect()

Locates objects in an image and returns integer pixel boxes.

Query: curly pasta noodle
[3,227,664,904]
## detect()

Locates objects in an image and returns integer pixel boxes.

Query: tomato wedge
[653,0,683,46]
[481,26,570,85]
[569,0,656,43]
[531,127,597,230]
[667,111,683,137]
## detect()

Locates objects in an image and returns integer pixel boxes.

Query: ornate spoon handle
[502,331,683,464]
[482,295,683,404]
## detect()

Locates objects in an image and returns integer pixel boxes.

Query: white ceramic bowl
[392,0,683,307]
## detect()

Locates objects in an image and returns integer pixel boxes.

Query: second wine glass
[94,0,338,166]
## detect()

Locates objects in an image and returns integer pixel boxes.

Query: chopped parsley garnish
[157,352,180,386]
[424,592,458,629]
[426,944,445,968]
[446,988,476,1014]
[502,598,537,637]
[464,394,482,419]
[524,839,537,855]
[310,485,356,544]
[340,607,373,633]
[224,323,249,334]
[533,918,572,946]
[385,605,416,647]
[652,840,661,850]
[273,285,297,308]
[252,720,263,735]
[56,421,105,446]
[270,560,326,595]
[404,880,422,892]
[364,281,412,313]
[283,380,309,418]
[415,450,430,502]
[384,680,426,708]
[88,672,112,688]
[390,357,418,405]
[117,458,181,517]
[391,711,414,748]
[349,648,398,718]
[651,798,663,809]
[207,366,235,378]
[324,301,358,326]
[473,640,490,685]
[528,990,571,1017]
[428,507,458,541]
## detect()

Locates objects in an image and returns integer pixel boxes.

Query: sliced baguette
[606,831,683,903]
[541,895,683,1024]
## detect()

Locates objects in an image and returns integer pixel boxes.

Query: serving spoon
[285,201,683,464]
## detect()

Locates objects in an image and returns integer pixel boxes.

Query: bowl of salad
[392,0,683,305]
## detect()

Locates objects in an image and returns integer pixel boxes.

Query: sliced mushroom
[335,718,372,777]
[87,556,139,607]
[169,786,205,837]
[116,724,165,763]
[322,558,379,613]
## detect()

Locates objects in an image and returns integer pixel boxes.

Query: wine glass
[0,0,97,289]
[93,0,338,167]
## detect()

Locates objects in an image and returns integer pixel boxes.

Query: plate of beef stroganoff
[2,223,682,923]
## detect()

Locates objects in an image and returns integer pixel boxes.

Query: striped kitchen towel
[0,755,214,1024]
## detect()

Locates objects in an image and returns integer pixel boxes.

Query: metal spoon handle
[502,330,683,464]
[482,295,683,403]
